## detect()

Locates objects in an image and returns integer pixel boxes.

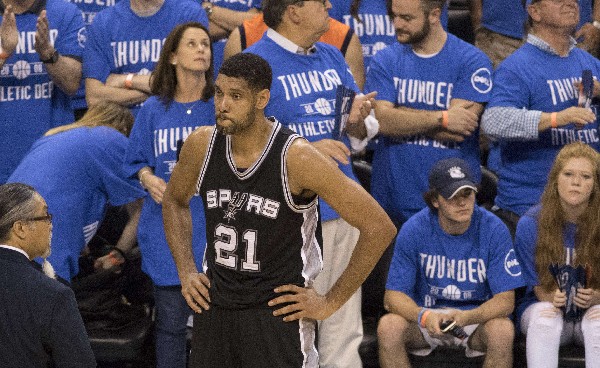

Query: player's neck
[530,26,574,57]
[130,0,165,17]
[230,116,274,167]
[411,26,447,55]
[3,0,34,13]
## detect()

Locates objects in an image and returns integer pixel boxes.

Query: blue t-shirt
[0,0,85,183]
[7,127,146,281]
[487,43,600,215]
[206,0,262,74]
[364,34,492,225]
[124,96,215,286]
[66,0,122,110]
[83,0,208,116]
[513,205,576,323]
[245,34,361,222]
[387,206,524,310]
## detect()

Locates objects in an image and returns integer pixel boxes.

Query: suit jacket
[0,247,96,368]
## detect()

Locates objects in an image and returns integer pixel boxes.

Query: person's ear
[255,89,271,109]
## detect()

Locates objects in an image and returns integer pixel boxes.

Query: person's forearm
[45,56,82,95]
[323,223,395,315]
[376,105,441,137]
[208,6,259,35]
[461,291,514,325]
[383,290,422,323]
[162,196,198,277]
[481,106,540,141]
[85,78,149,107]
[114,199,143,254]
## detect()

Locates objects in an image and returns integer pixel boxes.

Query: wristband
[111,247,126,259]
[551,112,558,129]
[441,111,449,129]
[0,50,11,60]
[124,73,134,89]
[417,308,426,326]
[420,310,431,328]
[139,169,152,188]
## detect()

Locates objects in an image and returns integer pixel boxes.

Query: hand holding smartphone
[439,320,468,340]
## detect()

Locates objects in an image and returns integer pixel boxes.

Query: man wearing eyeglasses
[243,1,379,367]
[0,183,96,368]
[481,0,600,236]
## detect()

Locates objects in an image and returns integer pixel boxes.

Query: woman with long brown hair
[123,22,214,368]
[515,142,600,368]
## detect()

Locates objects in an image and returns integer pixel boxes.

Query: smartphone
[439,320,468,339]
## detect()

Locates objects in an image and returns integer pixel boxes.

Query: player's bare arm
[162,126,214,314]
[268,139,397,321]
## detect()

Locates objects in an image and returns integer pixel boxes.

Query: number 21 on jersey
[214,224,260,272]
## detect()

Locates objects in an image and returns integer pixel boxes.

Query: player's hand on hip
[181,272,211,313]
[557,106,596,128]
[446,102,478,136]
[268,285,333,322]
[1,5,18,55]
[552,289,567,309]
[311,139,350,165]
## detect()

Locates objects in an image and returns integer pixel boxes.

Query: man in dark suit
[0,183,96,368]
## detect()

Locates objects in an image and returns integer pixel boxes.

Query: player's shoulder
[187,125,216,146]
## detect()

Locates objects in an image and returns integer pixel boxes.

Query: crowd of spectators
[2,0,600,367]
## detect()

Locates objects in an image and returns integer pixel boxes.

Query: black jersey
[197,120,322,309]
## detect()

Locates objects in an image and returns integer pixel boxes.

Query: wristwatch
[40,49,60,64]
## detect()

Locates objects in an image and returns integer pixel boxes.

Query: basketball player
[377,157,525,368]
[162,53,396,368]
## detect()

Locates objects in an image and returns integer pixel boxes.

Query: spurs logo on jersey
[223,192,248,222]
[205,189,281,221]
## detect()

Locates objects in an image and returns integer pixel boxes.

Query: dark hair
[0,183,39,242]
[386,0,444,17]
[263,0,306,29]
[150,22,215,106]
[218,53,272,92]
[350,0,361,21]
[422,189,440,213]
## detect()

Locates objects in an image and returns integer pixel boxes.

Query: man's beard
[396,19,430,45]
[216,110,255,135]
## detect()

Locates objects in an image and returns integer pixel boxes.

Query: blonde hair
[536,142,600,291]
[45,102,134,137]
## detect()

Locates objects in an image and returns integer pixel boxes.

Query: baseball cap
[428,158,478,199]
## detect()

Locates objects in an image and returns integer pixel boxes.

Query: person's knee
[482,317,515,351]
[582,307,600,352]
[527,302,563,333]
[377,313,411,349]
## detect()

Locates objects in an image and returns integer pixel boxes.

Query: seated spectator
[481,0,600,236]
[514,142,600,368]
[7,102,146,282]
[224,12,365,89]
[0,183,96,368]
[124,22,215,368]
[378,157,525,368]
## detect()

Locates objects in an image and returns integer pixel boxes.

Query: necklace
[182,100,201,115]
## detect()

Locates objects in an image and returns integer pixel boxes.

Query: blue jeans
[154,285,192,368]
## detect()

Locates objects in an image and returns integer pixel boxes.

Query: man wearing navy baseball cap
[377,157,525,368]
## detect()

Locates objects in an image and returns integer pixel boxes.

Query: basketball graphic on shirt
[314,98,332,115]
[13,61,31,80]
[442,285,462,300]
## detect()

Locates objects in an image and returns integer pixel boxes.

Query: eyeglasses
[22,214,53,223]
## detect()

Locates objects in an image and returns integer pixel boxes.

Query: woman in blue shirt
[515,142,600,368]
[124,22,215,368]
